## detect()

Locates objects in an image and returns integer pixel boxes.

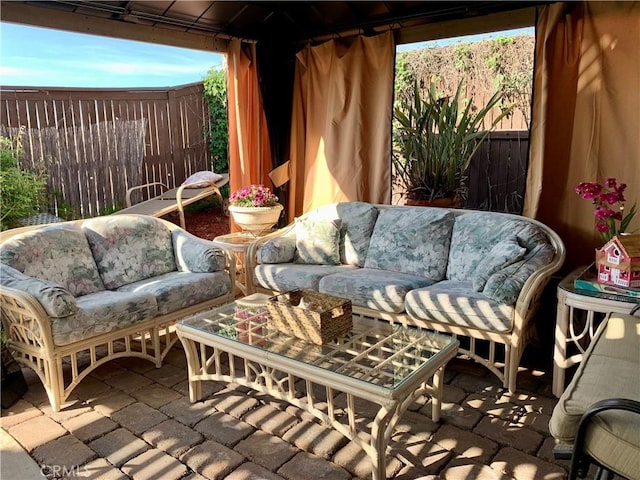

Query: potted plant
[392,80,509,206]
[228,184,283,234]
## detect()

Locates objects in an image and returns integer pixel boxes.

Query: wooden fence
[467,130,529,214]
[0,83,211,217]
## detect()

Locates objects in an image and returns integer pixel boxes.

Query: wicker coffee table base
[177,316,457,480]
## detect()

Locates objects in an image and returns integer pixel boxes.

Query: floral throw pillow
[182,171,224,188]
[472,236,527,291]
[294,218,341,265]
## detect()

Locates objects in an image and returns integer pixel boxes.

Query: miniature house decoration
[595,234,640,288]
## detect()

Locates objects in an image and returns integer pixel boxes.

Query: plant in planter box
[392,79,510,205]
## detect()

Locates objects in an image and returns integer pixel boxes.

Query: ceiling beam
[0,2,229,53]
[396,7,537,45]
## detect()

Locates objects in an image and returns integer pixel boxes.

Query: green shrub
[0,135,47,230]
[203,68,229,198]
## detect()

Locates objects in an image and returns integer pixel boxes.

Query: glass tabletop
[179,300,457,391]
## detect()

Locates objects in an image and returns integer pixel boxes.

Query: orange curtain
[287,31,395,219]
[227,39,273,229]
[524,2,640,272]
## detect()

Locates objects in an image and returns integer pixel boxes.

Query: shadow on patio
[2,340,579,480]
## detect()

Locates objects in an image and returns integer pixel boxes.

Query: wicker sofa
[247,202,565,391]
[0,214,235,411]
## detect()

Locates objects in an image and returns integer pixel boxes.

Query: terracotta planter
[229,204,283,234]
[405,196,462,208]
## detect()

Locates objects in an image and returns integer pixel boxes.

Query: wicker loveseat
[247,202,565,391]
[0,214,235,411]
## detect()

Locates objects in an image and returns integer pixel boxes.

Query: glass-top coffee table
[176,294,459,480]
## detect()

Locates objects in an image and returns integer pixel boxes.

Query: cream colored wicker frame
[0,216,236,412]
[246,205,566,392]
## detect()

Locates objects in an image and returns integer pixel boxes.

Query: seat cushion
[550,313,640,440]
[404,280,515,333]
[83,216,176,289]
[319,268,434,313]
[364,207,454,280]
[447,212,551,282]
[0,224,104,296]
[51,290,158,346]
[254,264,356,292]
[117,271,232,315]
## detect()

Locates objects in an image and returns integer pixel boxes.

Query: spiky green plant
[393,79,511,202]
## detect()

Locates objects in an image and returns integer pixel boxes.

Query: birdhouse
[595,234,640,288]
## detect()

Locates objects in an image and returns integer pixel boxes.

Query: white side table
[213,232,263,295]
[553,267,638,397]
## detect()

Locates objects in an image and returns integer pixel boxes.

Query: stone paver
[242,403,300,436]
[0,399,42,429]
[89,428,149,467]
[225,462,286,480]
[278,452,350,480]
[180,439,245,480]
[209,390,261,419]
[391,431,452,474]
[61,411,118,442]
[235,430,299,471]
[491,447,566,480]
[282,420,348,459]
[160,397,217,427]
[31,435,96,473]
[75,458,127,479]
[121,448,188,480]
[104,371,154,393]
[144,363,187,387]
[431,424,499,465]
[434,402,483,430]
[195,411,254,447]
[110,402,168,435]
[131,384,182,408]
[463,392,521,421]
[441,456,512,480]
[142,419,204,457]
[473,417,544,455]
[7,415,67,452]
[87,391,136,417]
[333,438,404,479]
[68,377,112,403]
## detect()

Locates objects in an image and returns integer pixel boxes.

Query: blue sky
[0,23,224,88]
[0,23,532,88]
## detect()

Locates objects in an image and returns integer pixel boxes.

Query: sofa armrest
[0,285,57,352]
[172,230,227,273]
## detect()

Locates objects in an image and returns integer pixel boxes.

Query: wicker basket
[266,289,352,345]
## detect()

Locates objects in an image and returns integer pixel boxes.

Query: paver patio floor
[1,342,594,480]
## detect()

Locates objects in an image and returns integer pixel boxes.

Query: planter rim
[228,204,283,212]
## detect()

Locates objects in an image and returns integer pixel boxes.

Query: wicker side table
[553,267,638,397]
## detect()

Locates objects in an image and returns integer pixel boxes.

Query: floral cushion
[309,202,379,267]
[117,271,231,315]
[254,264,356,292]
[83,216,176,289]
[182,171,224,188]
[364,208,454,280]
[294,218,341,265]
[0,224,104,296]
[51,290,158,346]
[471,237,527,291]
[319,268,434,313]
[405,280,515,332]
[172,230,226,272]
[257,236,296,264]
[447,212,550,281]
[0,264,78,317]
[482,243,556,304]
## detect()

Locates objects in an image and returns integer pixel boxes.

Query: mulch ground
[163,205,230,240]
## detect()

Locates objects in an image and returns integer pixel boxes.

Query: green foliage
[203,68,229,198]
[454,44,473,72]
[0,135,47,230]
[49,191,77,220]
[393,79,510,201]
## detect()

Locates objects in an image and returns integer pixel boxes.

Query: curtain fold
[227,39,273,230]
[287,31,395,220]
[524,1,640,272]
